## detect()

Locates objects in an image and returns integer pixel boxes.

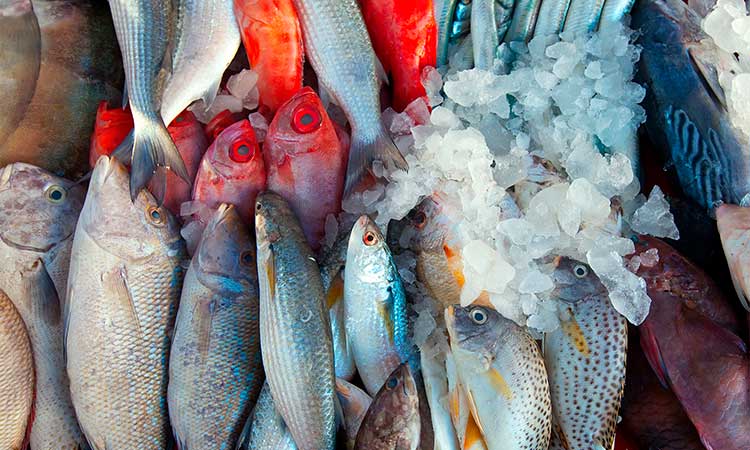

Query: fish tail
[130,118,188,202]
[343,123,408,199]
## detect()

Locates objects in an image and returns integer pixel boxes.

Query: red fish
[233,0,304,116]
[360,0,437,112]
[204,109,243,143]
[632,236,750,450]
[192,119,266,225]
[264,87,347,250]
[89,101,133,168]
[160,111,208,216]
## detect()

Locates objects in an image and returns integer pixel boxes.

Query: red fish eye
[363,231,378,246]
[229,140,255,163]
[291,104,322,134]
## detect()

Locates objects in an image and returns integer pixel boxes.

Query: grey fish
[436,0,461,65]
[503,0,541,42]
[255,191,336,450]
[108,0,188,200]
[495,0,515,41]
[471,0,499,70]
[336,378,373,450]
[354,363,421,450]
[598,0,636,31]
[544,257,627,450]
[168,204,263,450]
[534,0,570,36]
[65,156,186,450]
[290,0,407,197]
[633,0,750,209]
[237,382,298,450]
[563,0,605,35]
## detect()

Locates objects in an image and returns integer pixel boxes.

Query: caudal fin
[130,119,188,202]
[343,124,408,199]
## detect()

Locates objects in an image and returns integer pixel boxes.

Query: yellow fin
[486,368,513,401]
[561,310,590,356]
[377,301,394,342]
[449,387,461,424]
[464,413,486,450]
[465,388,486,437]
[325,272,344,310]
[263,248,276,300]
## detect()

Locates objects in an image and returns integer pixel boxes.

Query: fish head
[254,191,304,246]
[0,162,85,253]
[84,156,182,261]
[346,215,392,282]
[403,194,458,253]
[445,305,504,369]
[204,119,265,183]
[369,363,420,430]
[550,256,607,305]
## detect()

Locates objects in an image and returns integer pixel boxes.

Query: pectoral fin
[102,266,142,335]
[22,259,61,327]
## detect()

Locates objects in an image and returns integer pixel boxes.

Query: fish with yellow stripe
[445,305,552,450]
[544,257,627,450]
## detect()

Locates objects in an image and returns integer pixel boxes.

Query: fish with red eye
[360,0,437,112]
[193,119,267,226]
[264,87,348,250]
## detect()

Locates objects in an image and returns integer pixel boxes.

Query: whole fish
[233,0,304,115]
[545,257,628,450]
[289,0,408,197]
[89,102,134,168]
[264,87,347,250]
[0,0,40,148]
[108,0,188,199]
[192,119,266,226]
[354,363,421,450]
[336,378,373,449]
[632,0,750,210]
[0,289,34,450]
[445,305,552,450]
[255,191,337,450]
[66,156,186,449]
[344,215,413,395]
[168,204,263,450]
[633,236,750,450]
[360,0,437,111]
[237,382,298,450]
[716,204,750,311]
[471,0,498,70]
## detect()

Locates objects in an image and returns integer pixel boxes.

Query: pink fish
[160,111,208,217]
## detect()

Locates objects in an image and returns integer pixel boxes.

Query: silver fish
[168,204,263,449]
[66,156,186,450]
[290,0,407,197]
[108,0,187,199]
[598,0,636,31]
[545,257,627,450]
[533,0,570,36]
[472,0,499,70]
[336,378,373,449]
[237,382,298,450]
[421,347,460,450]
[503,0,541,42]
[255,191,336,450]
[563,0,605,35]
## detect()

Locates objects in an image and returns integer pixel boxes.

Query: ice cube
[630,186,680,240]
[227,69,260,110]
[248,111,269,143]
[518,270,554,293]
[587,247,651,325]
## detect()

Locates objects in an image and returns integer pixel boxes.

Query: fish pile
[0,0,748,449]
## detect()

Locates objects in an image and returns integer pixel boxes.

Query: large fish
[344,215,413,395]
[168,204,263,450]
[0,289,34,450]
[237,382,298,450]
[255,191,337,450]
[289,0,408,197]
[545,257,628,450]
[632,0,750,210]
[336,378,373,449]
[66,156,186,449]
[716,204,750,311]
[354,363,421,450]
[108,0,187,199]
[445,305,552,450]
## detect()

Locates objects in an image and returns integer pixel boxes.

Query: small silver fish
[336,378,373,449]
[472,0,499,70]
[503,0,541,42]
[237,382,298,450]
[563,0,605,35]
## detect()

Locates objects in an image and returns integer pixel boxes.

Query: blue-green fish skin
[472,0,499,70]
[562,0,605,35]
[437,0,462,65]
[237,382,298,450]
[503,0,542,42]
[534,0,571,36]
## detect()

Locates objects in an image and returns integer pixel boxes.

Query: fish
[421,347,460,450]
[204,109,243,143]
[563,0,605,35]
[233,0,304,115]
[336,378,373,449]
[65,155,186,449]
[533,0,570,36]
[446,350,488,450]
[0,0,122,178]
[0,289,34,450]
[289,0,408,197]
[598,0,636,31]
[344,215,413,395]
[108,0,187,199]
[255,191,337,450]
[436,0,462,65]
[354,363,421,450]
[471,0,499,71]
[0,0,40,148]
[168,204,263,450]
[237,382,298,450]
[445,305,552,450]
[632,0,750,210]
[545,257,628,450]
[360,0,437,111]
[264,87,347,250]
[89,102,135,169]
[716,204,750,311]
[192,119,267,226]
[503,0,542,42]
[633,236,750,450]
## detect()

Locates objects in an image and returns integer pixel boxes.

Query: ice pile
[365,22,675,331]
[189,69,260,124]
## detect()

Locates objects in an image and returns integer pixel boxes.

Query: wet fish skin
[716,204,750,311]
[290,0,407,197]
[421,347,460,450]
[545,257,627,450]
[562,0,605,35]
[445,305,552,450]
[503,0,542,42]
[255,191,337,450]
[336,378,373,449]
[344,215,412,395]
[437,0,461,65]
[354,363,421,450]
[168,204,262,450]
[66,156,186,450]
[445,350,488,450]
[471,0,498,70]
[533,0,570,36]
[237,382,298,450]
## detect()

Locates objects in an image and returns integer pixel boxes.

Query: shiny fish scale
[239,383,297,450]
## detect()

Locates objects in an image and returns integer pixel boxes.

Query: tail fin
[343,124,408,199]
[130,119,188,202]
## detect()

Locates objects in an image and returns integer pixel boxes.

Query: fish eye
[44,185,67,204]
[386,376,399,390]
[229,140,255,163]
[240,250,254,266]
[470,307,488,325]
[146,206,166,226]
[412,211,427,229]
[363,231,378,246]
[256,202,262,212]
[573,264,589,278]
[291,104,323,134]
